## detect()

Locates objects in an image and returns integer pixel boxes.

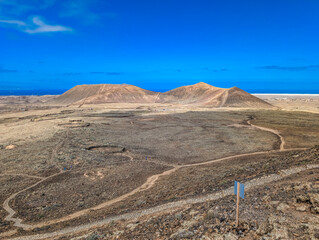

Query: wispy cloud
[0,19,26,26]
[62,72,82,76]
[90,72,105,74]
[60,0,99,24]
[201,67,228,72]
[106,72,123,75]
[0,0,56,16]
[89,72,123,75]
[62,72,123,76]
[0,66,18,73]
[0,0,112,33]
[60,0,116,24]
[257,65,319,71]
[0,16,73,34]
[25,16,72,33]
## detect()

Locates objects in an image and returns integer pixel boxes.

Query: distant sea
[0,88,318,96]
[0,89,67,96]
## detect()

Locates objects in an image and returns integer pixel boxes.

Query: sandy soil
[254,94,319,113]
[0,99,318,239]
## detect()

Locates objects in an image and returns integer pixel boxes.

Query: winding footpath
[247,119,285,151]
[8,163,319,240]
[3,172,63,229]
[1,119,312,239]
[2,130,71,230]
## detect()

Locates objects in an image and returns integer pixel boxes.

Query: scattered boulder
[224,232,239,240]
[296,194,310,203]
[269,224,289,240]
[5,144,16,150]
[209,234,224,240]
[174,212,183,220]
[256,218,273,235]
[276,203,289,212]
[126,223,138,231]
[170,229,194,239]
[309,193,319,213]
[296,205,308,212]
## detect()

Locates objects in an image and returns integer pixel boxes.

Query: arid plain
[0,84,319,240]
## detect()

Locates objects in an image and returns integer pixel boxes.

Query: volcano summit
[52,82,273,108]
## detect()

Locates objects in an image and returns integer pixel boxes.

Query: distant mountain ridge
[51,82,274,108]
[52,84,158,105]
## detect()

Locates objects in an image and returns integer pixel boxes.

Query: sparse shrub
[135,199,146,206]
[220,179,228,185]
[86,232,103,240]
[204,210,217,221]
[174,212,183,220]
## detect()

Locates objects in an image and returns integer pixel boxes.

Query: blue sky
[0,0,319,94]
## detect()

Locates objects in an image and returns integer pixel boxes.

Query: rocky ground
[13,161,170,223]
[0,176,40,233]
[56,148,319,240]
[252,110,319,149]
[0,96,58,114]
[0,109,281,230]
[33,146,318,233]
[1,103,319,239]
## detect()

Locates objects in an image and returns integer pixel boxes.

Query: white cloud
[0,0,112,27]
[0,0,56,16]
[25,16,72,33]
[0,16,73,34]
[0,19,26,26]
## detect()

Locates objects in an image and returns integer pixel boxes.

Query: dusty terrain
[59,161,319,240]
[255,94,319,113]
[0,95,318,239]
[0,96,58,114]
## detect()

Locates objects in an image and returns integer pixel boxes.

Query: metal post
[236,182,240,227]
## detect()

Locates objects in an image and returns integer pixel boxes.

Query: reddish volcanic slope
[159,82,273,108]
[52,84,159,105]
[52,82,273,108]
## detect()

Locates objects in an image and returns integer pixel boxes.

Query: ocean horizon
[1,88,319,96]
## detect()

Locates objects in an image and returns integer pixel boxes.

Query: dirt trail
[113,150,134,162]
[32,167,180,229]
[8,163,319,240]
[25,150,305,230]
[220,90,229,107]
[182,148,303,169]
[248,119,285,150]
[2,130,70,229]
[49,130,70,172]
[1,118,302,234]
[3,171,63,229]
[1,148,175,230]
[0,174,43,179]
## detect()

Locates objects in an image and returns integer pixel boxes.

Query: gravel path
[8,163,319,240]
[1,118,308,238]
